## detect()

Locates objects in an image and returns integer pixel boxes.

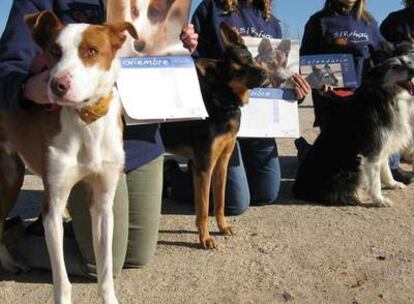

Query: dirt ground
[0,97,413,304]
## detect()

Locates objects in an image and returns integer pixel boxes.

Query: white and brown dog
[0,10,137,304]
[107,0,190,56]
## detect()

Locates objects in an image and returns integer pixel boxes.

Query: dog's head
[112,0,188,56]
[25,10,138,106]
[311,64,339,86]
[370,55,414,97]
[255,38,291,87]
[196,23,266,106]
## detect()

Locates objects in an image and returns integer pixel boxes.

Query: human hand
[180,23,198,53]
[322,84,336,92]
[23,70,51,105]
[290,74,311,100]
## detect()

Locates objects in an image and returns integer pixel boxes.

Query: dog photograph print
[243,37,300,89]
[299,54,358,89]
[301,63,343,89]
[107,0,191,56]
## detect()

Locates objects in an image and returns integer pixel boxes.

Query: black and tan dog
[161,22,265,249]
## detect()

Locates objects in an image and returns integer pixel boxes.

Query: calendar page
[237,37,300,138]
[238,88,300,138]
[117,56,207,125]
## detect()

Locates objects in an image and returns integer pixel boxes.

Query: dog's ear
[107,22,139,51]
[276,40,291,54]
[148,0,176,23]
[257,38,273,55]
[312,65,320,72]
[24,10,63,50]
[219,22,243,47]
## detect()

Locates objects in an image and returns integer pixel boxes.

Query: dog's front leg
[192,166,215,249]
[43,185,73,304]
[211,140,235,236]
[380,157,406,189]
[366,160,392,207]
[90,173,119,304]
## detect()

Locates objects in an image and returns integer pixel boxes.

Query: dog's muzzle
[398,79,414,96]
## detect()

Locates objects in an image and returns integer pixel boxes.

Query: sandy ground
[0,97,413,304]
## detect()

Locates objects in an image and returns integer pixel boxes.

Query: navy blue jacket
[191,0,282,59]
[0,0,164,172]
[300,8,384,86]
[380,7,414,44]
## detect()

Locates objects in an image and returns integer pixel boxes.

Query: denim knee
[225,143,251,215]
[389,153,401,170]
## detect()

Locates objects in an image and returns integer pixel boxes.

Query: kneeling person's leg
[68,177,129,278]
[124,156,163,268]
[240,138,281,205]
[225,142,251,215]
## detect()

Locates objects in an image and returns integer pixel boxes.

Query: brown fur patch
[79,26,119,70]
[25,10,63,50]
[80,23,138,70]
[228,79,249,104]
[106,0,128,23]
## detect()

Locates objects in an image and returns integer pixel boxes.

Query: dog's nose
[50,76,70,97]
[133,39,146,52]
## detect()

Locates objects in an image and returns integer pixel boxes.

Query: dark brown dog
[161,23,266,249]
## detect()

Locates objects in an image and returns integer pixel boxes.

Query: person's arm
[0,0,45,111]
[190,2,211,59]
[300,16,322,55]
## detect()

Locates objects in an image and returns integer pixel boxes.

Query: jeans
[389,153,401,170]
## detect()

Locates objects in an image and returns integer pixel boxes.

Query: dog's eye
[148,6,162,21]
[131,6,139,19]
[50,44,62,59]
[85,48,98,58]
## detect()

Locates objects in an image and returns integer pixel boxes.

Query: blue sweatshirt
[191,0,282,59]
[300,8,384,86]
[0,0,164,172]
[380,7,414,44]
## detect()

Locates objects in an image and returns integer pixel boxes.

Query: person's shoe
[391,167,414,185]
[294,137,311,163]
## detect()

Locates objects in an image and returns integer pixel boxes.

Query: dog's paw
[373,197,393,207]
[383,181,406,190]
[391,181,406,189]
[200,236,216,250]
[219,226,235,236]
[0,244,30,273]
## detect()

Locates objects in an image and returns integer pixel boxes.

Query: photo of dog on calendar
[301,63,343,88]
[243,37,300,89]
[107,0,191,56]
[299,54,358,89]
